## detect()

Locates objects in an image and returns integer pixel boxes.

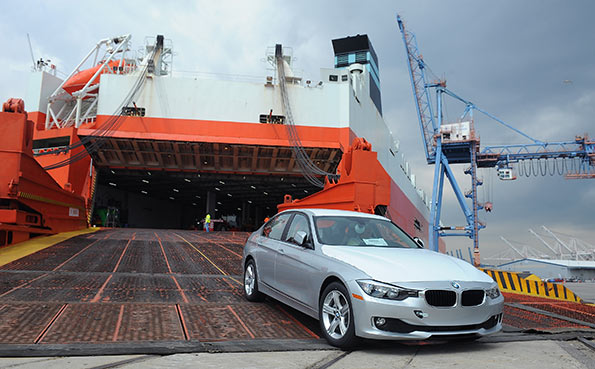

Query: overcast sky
[1,0,593,261]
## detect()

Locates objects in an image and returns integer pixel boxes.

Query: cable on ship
[276,44,336,188]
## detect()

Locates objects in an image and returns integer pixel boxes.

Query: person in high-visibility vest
[204,213,211,232]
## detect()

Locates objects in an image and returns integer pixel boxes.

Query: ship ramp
[0,228,593,356]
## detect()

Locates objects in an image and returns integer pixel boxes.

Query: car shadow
[355,338,500,354]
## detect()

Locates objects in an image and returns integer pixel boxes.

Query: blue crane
[396,14,594,265]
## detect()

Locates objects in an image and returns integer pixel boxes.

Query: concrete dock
[0,339,594,368]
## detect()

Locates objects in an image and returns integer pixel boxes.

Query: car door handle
[278,248,285,254]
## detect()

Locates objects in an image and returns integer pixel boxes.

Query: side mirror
[413,237,425,248]
[294,231,308,246]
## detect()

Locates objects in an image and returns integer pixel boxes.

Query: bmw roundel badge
[451,281,460,289]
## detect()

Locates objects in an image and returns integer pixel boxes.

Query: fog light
[374,317,386,327]
[414,310,428,319]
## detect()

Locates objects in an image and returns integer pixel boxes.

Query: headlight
[356,280,419,301]
[486,285,501,299]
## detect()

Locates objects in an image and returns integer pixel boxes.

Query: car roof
[280,208,388,220]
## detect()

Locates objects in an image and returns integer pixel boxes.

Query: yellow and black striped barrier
[87,173,98,225]
[480,268,582,303]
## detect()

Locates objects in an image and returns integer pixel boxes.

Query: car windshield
[314,216,419,248]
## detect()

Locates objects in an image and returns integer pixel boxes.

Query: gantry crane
[396,14,594,265]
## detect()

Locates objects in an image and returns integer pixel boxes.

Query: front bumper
[347,280,504,340]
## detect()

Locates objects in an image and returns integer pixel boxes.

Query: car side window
[262,213,291,240]
[284,213,311,246]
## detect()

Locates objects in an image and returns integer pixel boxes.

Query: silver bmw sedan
[242,208,503,348]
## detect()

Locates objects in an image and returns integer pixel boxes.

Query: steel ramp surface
[0,229,319,346]
[0,229,592,353]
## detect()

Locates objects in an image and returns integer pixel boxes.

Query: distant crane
[500,236,541,259]
[396,14,594,266]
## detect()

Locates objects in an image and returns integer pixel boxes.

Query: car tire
[319,282,358,348]
[244,259,264,302]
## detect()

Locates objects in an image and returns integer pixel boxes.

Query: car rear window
[314,216,418,248]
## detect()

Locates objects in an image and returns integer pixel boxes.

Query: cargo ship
[3,33,443,251]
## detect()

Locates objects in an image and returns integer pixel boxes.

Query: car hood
[321,246,492,283]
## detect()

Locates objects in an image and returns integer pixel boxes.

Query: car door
[274,212,320,309]
[255,212,292,289]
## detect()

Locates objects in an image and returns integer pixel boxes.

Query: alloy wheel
[244,263,255,296]
[321,290,350,339]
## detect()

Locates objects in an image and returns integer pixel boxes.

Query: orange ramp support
[278,137,390,214]
[0,99,87,247]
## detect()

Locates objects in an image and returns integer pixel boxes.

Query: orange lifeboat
[62,59,129,95]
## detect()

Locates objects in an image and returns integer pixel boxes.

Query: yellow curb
[0,227,100,267]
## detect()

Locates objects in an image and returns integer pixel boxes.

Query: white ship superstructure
[27,34,435,246]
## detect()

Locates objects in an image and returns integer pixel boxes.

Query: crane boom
[529,228,561,258]
[541,226,575,255]
[500,236,538,258]
[397,15,439,163]
[480,135,594,176]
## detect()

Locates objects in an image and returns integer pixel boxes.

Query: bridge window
[355,51,367,63]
